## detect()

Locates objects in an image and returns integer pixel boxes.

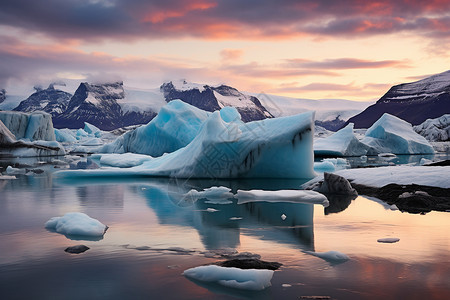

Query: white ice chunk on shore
[56,105,316,179]
[314,123,369,156]
[362,113,434,155]
[100,100,209,156]
[45,212,107,237]
[183,265,274,291]
[303,165,450,189]
[237,189,329,206]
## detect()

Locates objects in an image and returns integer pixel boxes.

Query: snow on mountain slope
[346,70,450,128]
[0,89,5,104]
[161,80,273,122]
[254,93,372,131]
[13,85,72,116]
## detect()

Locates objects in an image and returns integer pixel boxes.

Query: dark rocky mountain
[53,82,156,130]
[160,80,273,122]
[346,70,450,128]
[13,85,72,116]
[0,89,5,104]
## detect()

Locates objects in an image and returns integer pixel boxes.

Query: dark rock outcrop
[65,245,90,254]
[216,258,282,270]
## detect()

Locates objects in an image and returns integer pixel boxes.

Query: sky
[1,0,450,101]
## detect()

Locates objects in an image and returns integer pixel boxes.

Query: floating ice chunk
[304,250,349,263]
[362,113,434,155]
[6,166,25,175]
[76,129,89,138]
[378,152,396,157]
[0,174,17,180]
[54,128,77,143]
[377,237,400,243]
[281,214,287,220]
[206,208,219,212]
[183,265,274,291]
[83,122,102,137]
[229,217,242,220]
[184,186,235,201]
[313,161,336,172]
[45,212,107,237]
[237,189,328,206]
[314,123,370,156]
[91,153,153,168]
[81,138,103,146]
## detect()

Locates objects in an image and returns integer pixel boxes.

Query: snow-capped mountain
[414,114,450,141]
[0,89,5,104]
[346,70,450,128]
[13,84,72,116]
[53,82,156,130]
[254,93,371,131]
[160,80,273,122]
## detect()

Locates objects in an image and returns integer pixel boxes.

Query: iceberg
[0,111,56,141]
[100,100,209,156]
[91,153,153,168]
[56,106,316,179]
[183,265,274,291]
[314,123,369,156]
[45,212,107,237]
[362,113,434,155]
[414,114,450,142]
[0,119,65,157]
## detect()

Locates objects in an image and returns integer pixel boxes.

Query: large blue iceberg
[56,104,315,179]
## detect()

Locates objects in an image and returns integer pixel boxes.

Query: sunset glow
[1,0,449,100]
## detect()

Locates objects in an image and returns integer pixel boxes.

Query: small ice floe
[45,212,108,238]
[236,189,328,206]
[304,250,349,264]
[64,245,90,254]
[378,152,396,158]
[6,166,25,175]
[377,237,400,243]
[229,217,243,221]
[281,214,287,220]
[184,186,235,203]
[183,265,274,291]
[282,284,292,288]
[206,208,219,213]
[0,175,16,180]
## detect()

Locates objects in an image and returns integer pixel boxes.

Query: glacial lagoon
[0,156,449,300]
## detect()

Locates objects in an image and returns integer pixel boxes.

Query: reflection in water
[135,179,316,251]
[324,194,356,215]
[2,169,449,300]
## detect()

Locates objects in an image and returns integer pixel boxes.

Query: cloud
[220,49,244,62]
[284,58,411,69]
[1,0,450,41]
